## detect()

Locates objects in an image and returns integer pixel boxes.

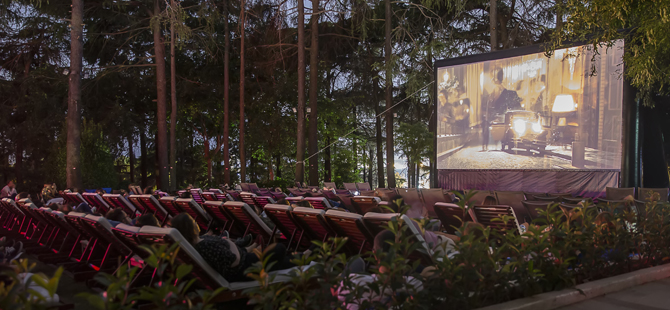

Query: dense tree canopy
[5,0,647,192]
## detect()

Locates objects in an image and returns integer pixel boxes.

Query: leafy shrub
[245,190,670,309]
[0,260,63,310]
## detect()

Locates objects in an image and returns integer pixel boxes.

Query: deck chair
[343,183,358,195]
[202,192,219,202]
[420,189,452,218]
[239,192,259,208]
[65,192,86,205]
[286,197,307,208]
[158,196,184,218]
[637,187,669,202]
[221,201,274,244]
[103,194,139,218]
[350,196,382,215]
[131,186,143,195]
[1,198,28,233]
[324,210,374,254]
[82,193,111,214]
[356,182,371,191]
[128,195,170,225]
[112,224,152,261]
[396,188,425,218]
[521,201,554,219]
[189,189,206,206]
[472,205,521,234]
[362,212,438,264]
[434,203,476,234]
[226,190,241,201]
[239,183,252,192]
[606,187,635,200]
[335,194,355,211]
[209,189,234,201]
[290,207,334,244]
[323,182,337,189]
[534,195,561,203]
[263,204,307,250]
[304,197,333,210]
[201,201,236,235]
[462,190,495,207]
[523,192,546,201]
[136,225,312,301]
[174,198,212,231]
[375,188,398,202]
[495,191,532,225]
[79,214,132,271]
[253,195,277,209]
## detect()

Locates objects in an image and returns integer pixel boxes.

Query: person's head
[47,203,59,211]
[96,188,105,195]
[143,187,154,195]
[367,206,383,214]
[170,213,200,245]
[179,191,191,199]
[6,180,15,189]
[135,214,160,227]
[58,202,74,214]
[482,195,497,205]
[16,192,29,200]
[106,208,131,225]
[373,230,397,272]
[493,67,504,85]
[186,184,194,190]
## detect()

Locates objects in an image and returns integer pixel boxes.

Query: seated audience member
[47,203,59,211]
[58,202,74,214]
[15,192,30,201]
[95,188,106,196]
[179,191,192,199]
[170,213,293,282]
[0,180,17,199]
[337,230,429,309]
[143,186,154,195]
[106,208,132,227]
[74,202,93,214]
[135,214,160,227]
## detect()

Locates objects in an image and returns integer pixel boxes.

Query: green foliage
[550,0,670,106]
[245,192,670,309]
[80,243,225,310]
[0,260,63,310]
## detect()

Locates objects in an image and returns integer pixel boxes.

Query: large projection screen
[436,41,624,172]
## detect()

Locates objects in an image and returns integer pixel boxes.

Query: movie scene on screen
[436,40,624,170]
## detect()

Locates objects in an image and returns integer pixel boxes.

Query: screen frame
[432,42,624,175]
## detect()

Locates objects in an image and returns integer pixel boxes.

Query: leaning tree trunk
[307,0,319,186]
[223,0,231,185]
[295,0,306,184]
[66,0,84,190]
[169,0,177,191]
[140,123,148,188]
[375,99,385,188]
[489,0,497,51]
[239,0,246,183]
[153,0,169,190]
[384,0,395,188]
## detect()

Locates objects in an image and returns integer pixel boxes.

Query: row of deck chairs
[0,197,321,302]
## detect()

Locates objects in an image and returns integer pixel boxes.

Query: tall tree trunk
[375,101,385,188]
[295,0,306,184]
[128,135,135,184]
[222,0,231,186]
[489,0,497,51]
[324,135,332,182]
[66,0,83,190]
[555,1,563,31]
[204,139,212,183]
[307,0,319,186]
[367,146,373,188]
[140,124,148,188]
[384,0,395,188]
[169,0,177,191]
[153,0,169,190]
[275,154,281,179]
[239,0,246,183]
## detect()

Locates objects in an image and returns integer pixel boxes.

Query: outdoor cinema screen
[436,40,624,170]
